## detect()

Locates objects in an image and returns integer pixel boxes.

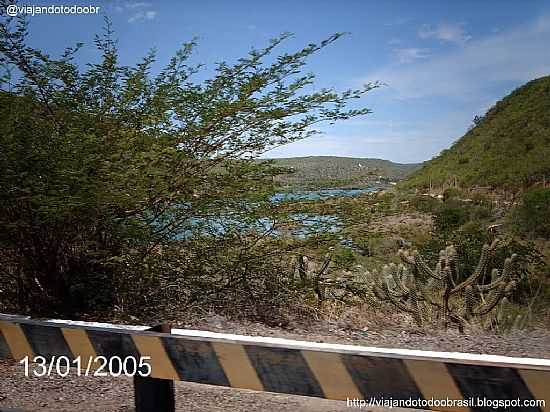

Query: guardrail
[1,313,549,411]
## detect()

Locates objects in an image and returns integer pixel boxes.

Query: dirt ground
[1,315,548,411]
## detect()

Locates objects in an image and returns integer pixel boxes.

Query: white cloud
[128,10,158,23]
[384,17,411,27]
[388,37,401,46]
[534,13,550,32]
[393,47,431,64]
[126,2,152,9]
[362,14,550,100]
[112,1,158,23]
[418,22,472,46]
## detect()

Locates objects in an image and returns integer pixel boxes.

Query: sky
[6,0,550,163]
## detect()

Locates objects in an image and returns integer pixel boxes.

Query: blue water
[170,187,377,242]
[288,214,341,238]
[270,188,375,202]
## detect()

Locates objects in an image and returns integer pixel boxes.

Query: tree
[0,10,378,316]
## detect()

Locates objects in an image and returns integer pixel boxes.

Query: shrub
[333,247,357,270]
[443,187,462,202]
[470,204,493,220]
[434,204,469,233]
[409,194,440,213]
[510,187,550,238]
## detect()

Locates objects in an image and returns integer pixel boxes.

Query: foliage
[433,204,469,232]
[442,187,461,202]
[510,187,550,239]
[0,11,378,317]
[332,247,357,270]
[401,189,547,297]
[402,75,550,191]
[408,194,440,213]
[432,196,492,234]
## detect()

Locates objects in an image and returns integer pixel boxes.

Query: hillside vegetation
[265,156,419,188]
[404,75,550,191]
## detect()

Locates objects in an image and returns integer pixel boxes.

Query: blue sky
[10,0,550,163]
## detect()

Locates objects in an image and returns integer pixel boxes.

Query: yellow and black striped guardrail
[1,313,549,411]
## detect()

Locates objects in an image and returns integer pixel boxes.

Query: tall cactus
[295,254,332,302]
[372,240,521,332]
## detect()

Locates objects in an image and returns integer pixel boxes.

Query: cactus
[371,240,522,332]
[295,254,332,302]
[297,255,309,283]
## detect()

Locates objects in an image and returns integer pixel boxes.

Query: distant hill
[262,156,420,188]
[403,75,550,191]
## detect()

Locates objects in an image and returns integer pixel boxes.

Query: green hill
[403,75,550,191]
[263,156,420,188]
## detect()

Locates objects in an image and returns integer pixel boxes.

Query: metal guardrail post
[134,323,175,412]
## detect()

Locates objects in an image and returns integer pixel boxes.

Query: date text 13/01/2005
[19,355,152,377]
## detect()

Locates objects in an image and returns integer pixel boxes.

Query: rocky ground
[1,314,548,411]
